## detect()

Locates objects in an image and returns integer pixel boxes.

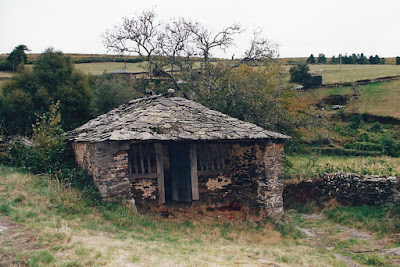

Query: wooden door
[168,143,192,202]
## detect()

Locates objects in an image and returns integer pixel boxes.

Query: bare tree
[102,10,319,136]
[103,9,279,97]
[103,10,160,59]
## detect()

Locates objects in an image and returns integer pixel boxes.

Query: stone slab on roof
[67,95,290,143]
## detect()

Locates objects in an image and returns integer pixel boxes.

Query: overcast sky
[1,0,399,58]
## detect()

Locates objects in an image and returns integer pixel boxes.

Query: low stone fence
[283,172,400,206]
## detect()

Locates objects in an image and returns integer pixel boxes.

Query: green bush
[6,102,68,174]
[289,63,312,88]
[91,75,142,115]
[379,134,400,157]
[28,102,66,173]
[347,114,362,130]
[368,122,383,133]
[2,48,94,134]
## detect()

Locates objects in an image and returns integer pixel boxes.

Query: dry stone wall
[284,172,400,206]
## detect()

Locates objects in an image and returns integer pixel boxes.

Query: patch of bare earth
[0,216,44,266]
[296,213,400,267]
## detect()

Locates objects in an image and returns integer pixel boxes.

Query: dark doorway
[168,143,192,202]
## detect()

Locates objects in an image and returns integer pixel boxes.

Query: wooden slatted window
[129,143,158,178]
[196,143,229,173]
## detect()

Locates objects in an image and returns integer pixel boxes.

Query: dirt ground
[294,212,400,267]
[0,216,44,266]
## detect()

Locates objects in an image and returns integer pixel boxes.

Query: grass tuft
[25,250,54,267]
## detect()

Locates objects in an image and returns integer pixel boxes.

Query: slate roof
[67,95,289,143]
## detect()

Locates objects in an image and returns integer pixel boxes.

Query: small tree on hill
[289,63,313,88]
[396,57,400,65]
[6,44,29,72]
[307,54,316,64]
[369,55,385,64]
[357,53,368,64]
[331,56,339,64]
[317,53,326,64]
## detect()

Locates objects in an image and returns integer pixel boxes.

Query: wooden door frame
[155,142,199,204]
[154,143,165,204]
[190,144,199,201]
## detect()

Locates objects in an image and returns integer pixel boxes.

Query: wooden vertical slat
[208,145,215,171]
[220,143,226,170]
[215,144,221,170]
[198,144,204,171]
[128,148,132,174]
[155,143,165,204]
[202,144,207,171]
[132,145,138,174]
[139,144,145,174]
[196,146,200,171]
[198,145,202,172]
[146,144,151,173]
[190,144,199,200]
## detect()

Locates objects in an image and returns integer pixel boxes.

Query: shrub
[2,48,94,134]
[379,134,399,157]
[6,102,67,174]
[29,102,66,173]
[91,75,142,115]
[347,114,362,130]
[368,122,383,133]
[289,63,312,88]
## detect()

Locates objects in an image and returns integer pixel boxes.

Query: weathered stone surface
[73,140,285,218]
[284,172,400,206]
[196,142,284,218]
[72,141,132,199]
[67,95,289,143]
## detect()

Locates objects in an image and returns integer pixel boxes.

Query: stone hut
[68,94,289,218]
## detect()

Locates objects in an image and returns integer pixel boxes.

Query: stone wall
[196,141,284,218]
[72,140,285,218]
[72,141,132,200]
[284,172,400,206]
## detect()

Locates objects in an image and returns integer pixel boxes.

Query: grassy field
[2,59,400,84]
[0,80,8,89]
[2,166,400,266]
[75,62,148,75]
[302,79,400,119]
[286,155,400,178]
[1,166,350,266]
[357,80,400,118]
[0,53,141,63]
[0,72,13,78]
[284,64,400,84]
[0,62,148,78]
[76,62,400,82]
